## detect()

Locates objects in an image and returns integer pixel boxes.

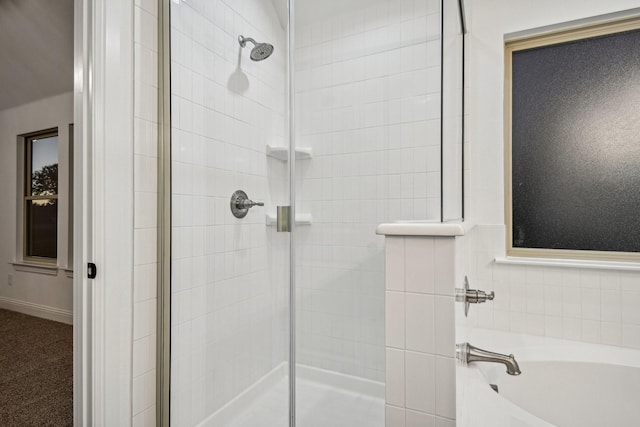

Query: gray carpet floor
[0,309,73,426]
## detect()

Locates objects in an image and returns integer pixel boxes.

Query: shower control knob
[230,190,264,218]
[238,199,264,209]
[456,276,495,317]
[465,289,495,304]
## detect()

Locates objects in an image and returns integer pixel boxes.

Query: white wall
[294,0,442,383]
[467,0,640,225]
[464,0,640,348]
[0,92,73,323]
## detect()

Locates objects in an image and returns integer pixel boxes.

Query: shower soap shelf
[266,145,312,161]
[265,212,312,226]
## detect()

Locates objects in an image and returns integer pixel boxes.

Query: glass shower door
[167,0,463,425]
[292,0,448,425]
[168,0,292,425]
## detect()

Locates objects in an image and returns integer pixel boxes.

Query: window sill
[63,268,74,278]
[494,256,640,272]
[11,261,60,276]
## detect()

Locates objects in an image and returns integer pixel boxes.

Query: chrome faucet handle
[230,190,264,218]
[456,276,495,317]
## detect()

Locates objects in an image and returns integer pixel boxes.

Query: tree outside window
[25,130,59,261]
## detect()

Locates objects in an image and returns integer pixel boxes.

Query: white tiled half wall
[384,236,457,427]
[169,0,290,425]
[459,225,640,349]
[294,0,442,383]
[133,0,159,425]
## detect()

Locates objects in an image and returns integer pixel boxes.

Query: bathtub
[456,328,640,427]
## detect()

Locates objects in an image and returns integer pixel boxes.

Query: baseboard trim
[0,296,73,325]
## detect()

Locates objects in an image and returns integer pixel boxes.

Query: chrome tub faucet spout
[456,342,521,376]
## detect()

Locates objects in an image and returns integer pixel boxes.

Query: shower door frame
[287,0,297,425]
[157,0,171,424]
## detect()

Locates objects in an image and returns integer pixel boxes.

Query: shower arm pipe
[239,35,257,47]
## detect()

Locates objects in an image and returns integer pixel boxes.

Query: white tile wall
[169,0,289,425]
[132,0,159,424]
[384,236,457,425]
[294,0,442,383]
[459,224,640,350]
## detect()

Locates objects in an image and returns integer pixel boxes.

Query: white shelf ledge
[265,213,312,226]
[376,221,470,237]
[266,145,312,161]
[494,256,640,272]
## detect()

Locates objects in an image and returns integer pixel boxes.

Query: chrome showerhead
[238,35,274,61]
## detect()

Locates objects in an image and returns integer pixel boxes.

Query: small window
[505,18,640,261]
[24,129,59,262]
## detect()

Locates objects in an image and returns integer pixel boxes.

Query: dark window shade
[26,199,58,259]
[511,28,640,253]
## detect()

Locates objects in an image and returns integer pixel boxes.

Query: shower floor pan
[228,375,384,427]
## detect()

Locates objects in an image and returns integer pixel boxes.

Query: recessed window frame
[505,16,640,262]
[23,128,59,264]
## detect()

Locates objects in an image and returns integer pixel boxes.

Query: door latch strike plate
[87,263,97,279]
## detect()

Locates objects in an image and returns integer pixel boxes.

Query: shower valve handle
[239,199,264,208]
[456,276,495,317]
[230,190,264,219]
[465,289,495,304]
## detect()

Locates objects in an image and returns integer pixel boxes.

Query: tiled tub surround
[294,0,443,384]
[380,223,465,427]
[461,0,640,349]
[459,224,640,349]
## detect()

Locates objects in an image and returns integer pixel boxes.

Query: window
[24,129,59,262]
[505,17,640,261]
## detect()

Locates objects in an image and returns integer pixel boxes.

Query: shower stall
[160,0,465,425]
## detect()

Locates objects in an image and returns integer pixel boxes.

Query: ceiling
[0,0,74,111]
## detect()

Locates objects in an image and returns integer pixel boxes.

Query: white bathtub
[456,329,640,427]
